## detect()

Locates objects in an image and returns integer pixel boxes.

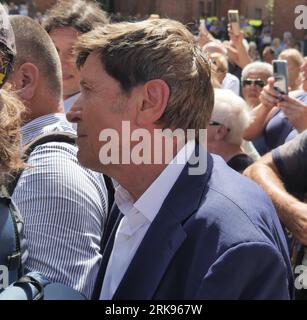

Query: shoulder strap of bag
[0,195,22,283]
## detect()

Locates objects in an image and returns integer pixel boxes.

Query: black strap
[0,195,22,278]
[104,175,114,213]
[13,275,44,300]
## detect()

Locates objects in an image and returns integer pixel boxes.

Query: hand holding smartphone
[273,60,289,96]
[228,10,240,36]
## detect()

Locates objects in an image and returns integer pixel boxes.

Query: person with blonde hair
[0,87,25,185]
[203,42,240,95]
[279,48,304,91]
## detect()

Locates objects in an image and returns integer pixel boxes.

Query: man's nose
[66,100,82,123]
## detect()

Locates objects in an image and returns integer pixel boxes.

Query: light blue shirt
[12,113,108,299]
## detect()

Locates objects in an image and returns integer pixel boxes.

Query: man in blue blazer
[67,18,294,300]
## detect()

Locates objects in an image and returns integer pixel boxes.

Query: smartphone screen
[273,60,289,95]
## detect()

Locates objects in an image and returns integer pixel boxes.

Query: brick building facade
[272,0,306,40]
[7,0,307,40]
[113,0,307,40]
[113,0,268,22]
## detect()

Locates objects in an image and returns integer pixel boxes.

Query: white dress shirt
[100,140,195,300]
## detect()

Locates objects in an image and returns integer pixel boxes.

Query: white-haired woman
[207,88,254,173]
[279,48,304,91]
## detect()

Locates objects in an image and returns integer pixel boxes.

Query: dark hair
[262,45,275,55]
[44,0,109,34]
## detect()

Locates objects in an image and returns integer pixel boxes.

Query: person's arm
[198,241,292,299]
[228,27,252,69]
[198,25,215,48]
[244,78,281,140]
[244,152,307,245]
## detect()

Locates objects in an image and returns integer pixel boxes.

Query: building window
[255,8,262,19]
[199,1,205,17]
[207,1,212,16]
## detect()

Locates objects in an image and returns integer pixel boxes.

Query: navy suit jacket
[92,150,294,300]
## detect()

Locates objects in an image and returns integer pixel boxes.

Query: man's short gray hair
[211,88,252,145]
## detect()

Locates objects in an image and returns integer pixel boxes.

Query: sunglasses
[242,79,265,88]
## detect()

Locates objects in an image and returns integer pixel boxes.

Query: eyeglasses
[209,121,230,131]
[242,79,265,88]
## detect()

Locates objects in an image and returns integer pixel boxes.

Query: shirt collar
[115,139,195,224]
[21,113,75,145]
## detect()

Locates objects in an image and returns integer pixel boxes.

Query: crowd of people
[0,0,307,300]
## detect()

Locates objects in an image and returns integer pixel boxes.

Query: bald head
[10,16,62,100]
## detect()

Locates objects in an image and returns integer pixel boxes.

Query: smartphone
[273,60,289,95]
[228,10,240,36]
[199,18,207,32]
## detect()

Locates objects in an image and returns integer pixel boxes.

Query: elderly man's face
[66,52,137,173]
[242,70,269,108]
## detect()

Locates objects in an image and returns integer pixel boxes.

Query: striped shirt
[12,113,108,299]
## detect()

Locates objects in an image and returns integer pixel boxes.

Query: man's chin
[77,151,104,173]
[77,151,91,168]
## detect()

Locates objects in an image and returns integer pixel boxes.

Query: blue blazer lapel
[112,148,213,299]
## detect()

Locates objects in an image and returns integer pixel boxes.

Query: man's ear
[215,124,229,141]
[10,63,39,101]
[136,79,170,126]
